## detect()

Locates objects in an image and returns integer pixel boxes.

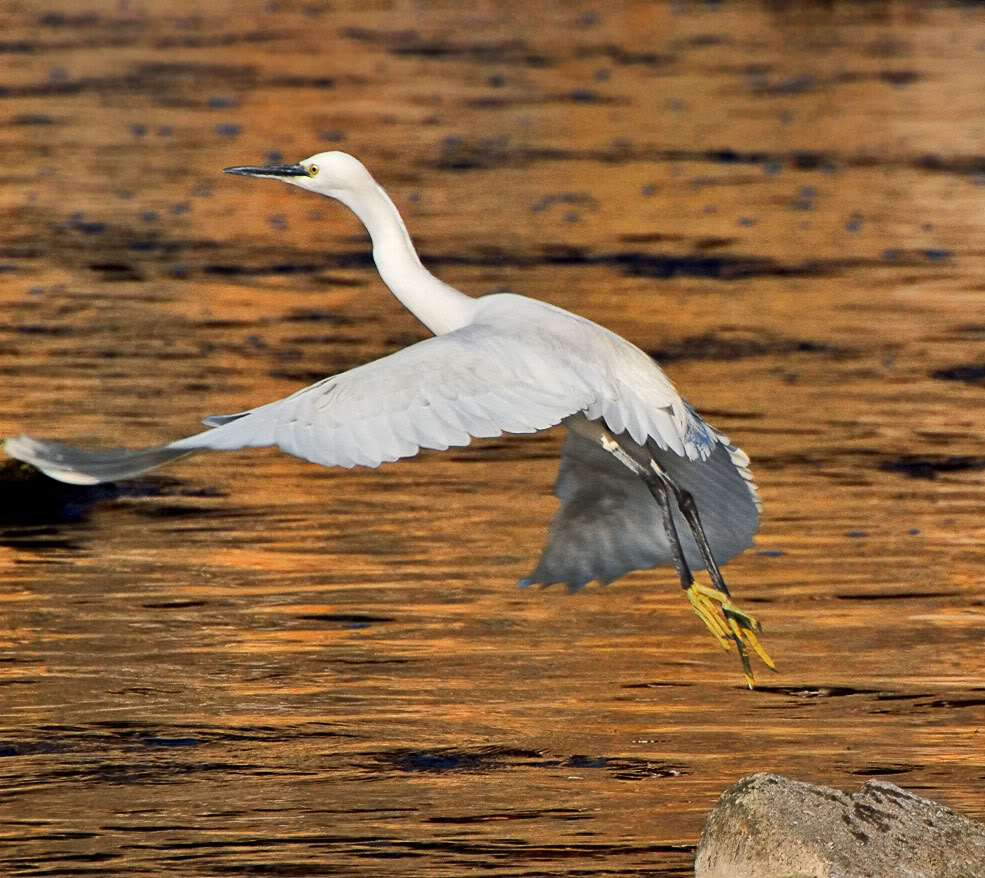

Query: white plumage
[4,151,772,681]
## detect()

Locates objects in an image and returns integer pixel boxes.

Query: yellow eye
[308,164,319,177]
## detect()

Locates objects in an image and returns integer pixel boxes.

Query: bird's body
[4,151,773,683]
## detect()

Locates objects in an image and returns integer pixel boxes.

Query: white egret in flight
[5,151,773,685]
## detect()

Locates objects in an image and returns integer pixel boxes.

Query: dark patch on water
[39,11,105,26]
[879,70,921,87]
[428,806,590,824]
[90,720,357,742]
[341,28,555,67]
[267,75,335,89]
[201,262,326,277]
[0,40,38,54]
[29,758,264,787]
[280,309,368,326]
[0,460,121,524]
[465,90,626,109]
[361,747,685,783]
[565,755,684,780]
[0,740,52,757]
[141,599,210,609]
[0,64,254,101]
[268,369,342,383]
[297,613,395,625]
[44,227,923,284]
[745,68,923,96]
[281,335,364,347]
[880,455,985,479]
[931,363,985,384]
[13,323,74,336]
[89,262,144,281]
[448,441,558,464]
[139,735,203,748]
[650,330,849,362]
[427,138,985,184]
[196,318,257,330]
[0,464,232,529]
[916,153,985,177]
[0,722,357,762]
[537,246,873,280]
[754,686,883,698]
[365,746,548,775]
[11,113,56,125]
[0,525,85,552]
[575,44,673,67]
[852,765,914,777]
[924,696,985,709]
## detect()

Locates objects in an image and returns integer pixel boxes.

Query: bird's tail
[3,435,198,485]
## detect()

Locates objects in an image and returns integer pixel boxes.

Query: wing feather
[524,423,760,590]
[162,321,597,470]
[5,293,722,487]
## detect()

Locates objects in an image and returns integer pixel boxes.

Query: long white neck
[335,183,477,336]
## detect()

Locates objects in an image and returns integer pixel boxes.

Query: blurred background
[1,1,984,875]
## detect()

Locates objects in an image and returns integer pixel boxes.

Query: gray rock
[694,772,985,878]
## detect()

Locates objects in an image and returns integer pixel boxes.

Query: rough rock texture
[694,772,985,878]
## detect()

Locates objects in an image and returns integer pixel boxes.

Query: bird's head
[224,151,375,198]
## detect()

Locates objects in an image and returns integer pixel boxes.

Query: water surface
[2,2,985,875]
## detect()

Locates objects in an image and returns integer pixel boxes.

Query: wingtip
[2,435,101,485]
[4,434,36,460]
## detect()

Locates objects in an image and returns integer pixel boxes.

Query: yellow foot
[685,580,776,688]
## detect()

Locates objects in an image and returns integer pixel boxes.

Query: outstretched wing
[5,320,599,484]
[175,321,601,467]
[5,294,725,491]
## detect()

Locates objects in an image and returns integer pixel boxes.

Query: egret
[5,151,773,685]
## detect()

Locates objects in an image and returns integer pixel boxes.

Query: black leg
[572,419,774,686]
[639,468,695,594]
[654,469,731,597]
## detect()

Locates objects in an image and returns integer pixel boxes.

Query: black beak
[223,164,309,178]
